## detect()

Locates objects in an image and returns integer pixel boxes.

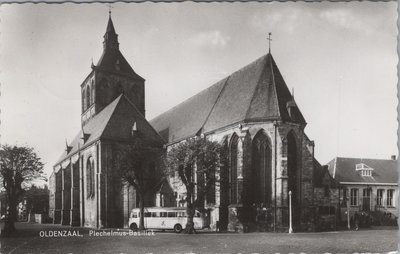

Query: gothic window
[86,157,95,198]
[229,134,239,204]
[85,86,90,110]
[251,131,272,206]
[91,80,95,105]
[82,89,86,112]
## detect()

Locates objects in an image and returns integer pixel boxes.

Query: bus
[128,207,204,233]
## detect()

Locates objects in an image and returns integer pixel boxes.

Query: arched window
[251,131,272,207]
[82,89,86,112]
[86,157,95,198]
[86,85,91,109]
[229,134,239,204]
[91,80,95,105]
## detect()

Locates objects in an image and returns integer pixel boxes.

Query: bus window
[160,212,167,217]
[167,212,176,217]
[177,212,186,217]
[151,212,159,217]
[144,212,151,217]
[131,212,137,218]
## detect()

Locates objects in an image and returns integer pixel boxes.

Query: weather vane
[267,32,272,53]
[107,4,113,17]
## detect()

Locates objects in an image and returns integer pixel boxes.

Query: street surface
[0,223,398,254]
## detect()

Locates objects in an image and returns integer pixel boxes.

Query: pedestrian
[354,212,359,230]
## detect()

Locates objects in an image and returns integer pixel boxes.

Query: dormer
[355,163,373,177]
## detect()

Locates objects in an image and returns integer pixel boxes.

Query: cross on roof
[107,4,113,17]
[267,32,272,53]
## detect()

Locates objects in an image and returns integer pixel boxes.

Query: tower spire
[103,10,119,50]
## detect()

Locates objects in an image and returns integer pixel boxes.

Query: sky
[0,2,397,180]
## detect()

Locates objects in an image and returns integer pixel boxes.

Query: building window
[377,189,384,206]
[229,135,238,204]
[350,188,358,206]
[86,157,95,198]
[86,85,91,109]
[356,163,373,176]
[91,81,95,105]
[341,188,348,206]
[387,189,394,207]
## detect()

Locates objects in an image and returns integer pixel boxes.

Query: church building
[49,15,338,232]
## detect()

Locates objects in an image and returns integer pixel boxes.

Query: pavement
[0,222,398,254]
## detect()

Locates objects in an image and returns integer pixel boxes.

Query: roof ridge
[118,94,166,143]
[150,55,268,123]
[98,94,124,139]
[150,78,228,123]
[336,156,396,161]
[269,54,283,121]
[198,76,231,134]
[244,56,270,120]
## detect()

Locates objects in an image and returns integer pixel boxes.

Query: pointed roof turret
[93,16,144,80]
[103,16,119,50]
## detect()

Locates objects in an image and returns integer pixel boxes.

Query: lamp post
[289,190,293,234]
[347,196,350,230]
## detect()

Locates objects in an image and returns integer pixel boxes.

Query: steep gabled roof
[150,53,306,144]
[326,157,398,184]
[95,49,144,80]
[55,95,163,166]
[314,159,337,187]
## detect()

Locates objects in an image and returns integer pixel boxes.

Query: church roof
[55,95,163,166]
[94,49,144,80]
[326,157,398,184]
[150,53,306,144]
[94,16,144,80]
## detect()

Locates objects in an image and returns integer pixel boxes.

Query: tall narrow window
[91,81,95,105]
[341,189,348,206]
[86,85,91,109]
[387,189,394,207]
[377,189,384,206]
[362,188,371,211]
[229,135,238,204]
[86,157,95,198]
[350,188,358,206]
[82,89,86,112]
[251,131,272,206]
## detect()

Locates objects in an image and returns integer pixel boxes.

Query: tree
[166,137,221,234]
[24,185,49,217]
[0,144,45,235]
[114,138,164,231]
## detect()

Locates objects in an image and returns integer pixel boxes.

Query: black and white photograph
[0,1,398,253]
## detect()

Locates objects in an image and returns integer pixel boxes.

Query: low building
[327,157,398,226]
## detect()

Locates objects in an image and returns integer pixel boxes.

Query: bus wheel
[130,223,138,231]
[173,224,183,233]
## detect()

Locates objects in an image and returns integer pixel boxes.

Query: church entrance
[287,131,300,228]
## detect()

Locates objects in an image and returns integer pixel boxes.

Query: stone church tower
[49,15,164,229]
[81,15,145,126]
